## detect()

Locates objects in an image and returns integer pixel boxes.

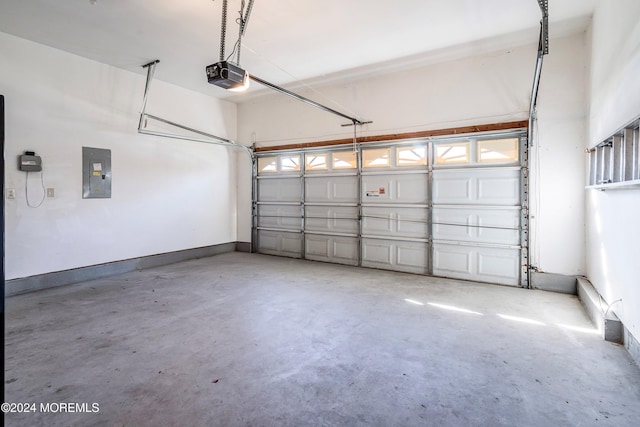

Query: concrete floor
[4,252,640,427]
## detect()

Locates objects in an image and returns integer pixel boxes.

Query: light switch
[7,188,16,199]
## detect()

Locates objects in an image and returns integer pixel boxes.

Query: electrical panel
[82,146,111,199]
[19,151,42,171]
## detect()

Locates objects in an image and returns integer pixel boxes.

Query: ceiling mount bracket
[537,0,549,55]
[138,60,253,158]
[341,120,373,128]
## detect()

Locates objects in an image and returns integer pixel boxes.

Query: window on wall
[363,148,390,168]
[396,146,427,166]
[332,151,357,169]
[588,118,640,187]
[305,153,328,171]
[478,138,519,163]
[434,142,469,165]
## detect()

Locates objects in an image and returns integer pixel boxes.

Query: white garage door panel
[477,251,521,282]
[258,178,301,203]
[362,173,428,204]
[432,245,473,275]
[477,176,520,205]
[396,245,428,271]
[258,204,301,230]
[433,169,520,205]
[432,210,474,241]
[432,208,520,245]
[433,243,519,286]
[258,230,302,258]
[305,176,358,203]
[362,238,428,274]
[362,207,429,238]
[477,210,520,245]
[305,235,358,266]
[305,206,358,234]
[362,239,392,264]
[432,177,471,201]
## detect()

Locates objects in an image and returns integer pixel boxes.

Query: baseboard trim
[624,327,640,366]
[6,242,237,296]
[530,271,577,294]
[235,242,252,253]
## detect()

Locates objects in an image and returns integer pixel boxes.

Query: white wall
[238,45,533,147]
[586,0,640,342]
[237,33,588,282]
[589,0,640,144]
[532,34,588,275]
[1,32,238,280]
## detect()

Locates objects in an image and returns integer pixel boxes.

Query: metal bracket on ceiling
[529,0,550,129]
[138,60,253,158]
[341,120,373,128]
[537,0,549,55]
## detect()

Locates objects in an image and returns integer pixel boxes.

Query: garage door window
[396,146,427,166]
[305,153,328,171]
[333,151,357,169]
[478,138,519,163]
[363,148,390,168]
[435,142,469,165]
[258,156,278,173]
[280,155,301,172]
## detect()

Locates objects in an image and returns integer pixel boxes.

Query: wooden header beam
[254,120,528,152]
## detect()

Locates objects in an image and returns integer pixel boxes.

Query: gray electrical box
[82,147,111,199]
[19,153,42,171]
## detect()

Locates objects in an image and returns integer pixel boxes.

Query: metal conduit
[528,0,548,142]
[526,0,548,284]
[249,75,366,126]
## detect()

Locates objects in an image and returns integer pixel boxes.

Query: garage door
[256,155,303,258]
[431,136,524,286]
[254,130,527,287]
[304,150,359,266]
[360,146,430,274]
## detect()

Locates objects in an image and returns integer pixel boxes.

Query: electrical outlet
[7,188,16,199]
[47,188,55,198]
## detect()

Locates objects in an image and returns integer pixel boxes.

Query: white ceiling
[0,0,597,101]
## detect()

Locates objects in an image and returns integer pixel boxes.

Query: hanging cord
[225,0,243,63]
[226,0,254,65]
[236,0,246,64]
[602,297,622,317]
[25,170,46,208]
